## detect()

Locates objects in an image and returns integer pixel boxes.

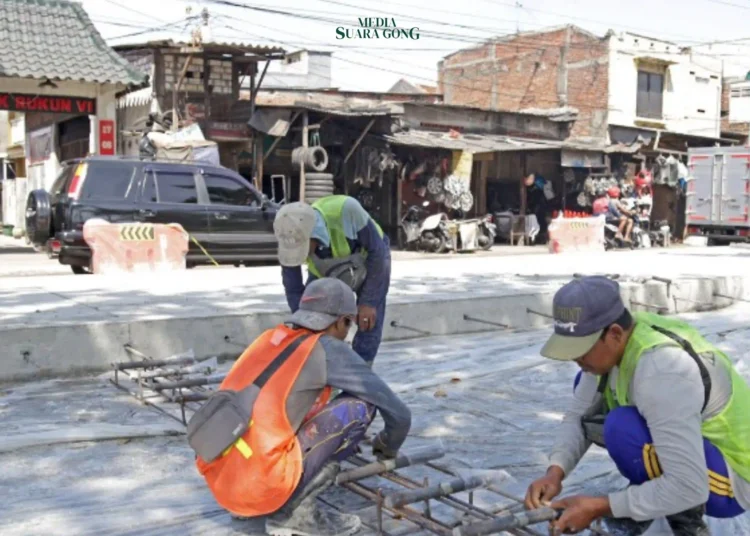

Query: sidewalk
[2,246,750,381]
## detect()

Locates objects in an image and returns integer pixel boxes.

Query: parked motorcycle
[454,214,496,250]
[398,201,451,253]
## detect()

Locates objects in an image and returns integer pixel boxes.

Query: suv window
[50,165,75,199]
[154,170,198,204]
[80,161,137,200]
[204,174,261,207]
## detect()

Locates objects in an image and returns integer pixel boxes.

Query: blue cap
[540,276,625,361]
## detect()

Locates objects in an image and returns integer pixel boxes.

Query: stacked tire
[305,172,335,203]
[291,146,334,203]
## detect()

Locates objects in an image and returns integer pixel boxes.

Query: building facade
[439,26,728,144]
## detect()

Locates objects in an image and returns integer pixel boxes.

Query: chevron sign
[119,225,156,241]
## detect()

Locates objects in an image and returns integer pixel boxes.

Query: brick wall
[438,26,609,140]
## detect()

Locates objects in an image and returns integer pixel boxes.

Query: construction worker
[274,195,391,365]
[195,278,410,536]
[524,276,750,535]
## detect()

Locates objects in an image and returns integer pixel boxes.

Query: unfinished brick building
[438,26,610,142]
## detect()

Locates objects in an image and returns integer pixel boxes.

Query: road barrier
[548,215,605,254]
[83,219,189,275]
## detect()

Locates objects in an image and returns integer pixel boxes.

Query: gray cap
[288,277,358,331]
[540,276,625,361]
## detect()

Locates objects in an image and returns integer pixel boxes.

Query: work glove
[372,432,398,461]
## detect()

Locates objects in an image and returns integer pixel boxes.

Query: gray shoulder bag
[187,333,311,462]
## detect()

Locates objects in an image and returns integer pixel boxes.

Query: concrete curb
[2,275,748,382]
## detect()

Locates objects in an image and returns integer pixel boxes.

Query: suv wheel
[25,189,52,247]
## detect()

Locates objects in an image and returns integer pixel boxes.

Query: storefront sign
[0,92,97,114]
[205,121,250,141]
[99,120,115,155]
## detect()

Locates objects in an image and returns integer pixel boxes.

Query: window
[155,171,198,204]
[80,162,136,200]
[205,174,260,207]
[637,71,664,119]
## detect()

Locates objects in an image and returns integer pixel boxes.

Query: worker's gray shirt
[285,333,411,454]
[549,344,750,521]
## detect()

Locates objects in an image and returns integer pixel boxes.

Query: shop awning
[382,130,563,153]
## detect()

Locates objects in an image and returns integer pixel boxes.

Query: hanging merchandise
[433,191,446,204]
[357,189,376,209]
[665,155,679,187]
[443,174,467,197]
[654,155,668,184]
[426,176,444,195]
[543,180,555,201]
[459,191,474,212]
[577,191,589,208]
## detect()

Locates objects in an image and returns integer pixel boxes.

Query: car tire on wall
[292,146,329,172]
[25,189,52,247]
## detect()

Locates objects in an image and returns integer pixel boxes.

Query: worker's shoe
[600,517,653,536]
[266,462,361,536]
[665,505,710,536]
[266,502,361,536]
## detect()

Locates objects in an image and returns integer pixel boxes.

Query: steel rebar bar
[714,293,750,304]
[526,308,554,320]
[452,507,559,536]
[336,445,445,485]
[390,320,432,336]
[385,475,498,509]
[113,357,196,371]
[463,314,510,329]
[152,375,226,391]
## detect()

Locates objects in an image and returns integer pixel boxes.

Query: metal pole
[385,475,499,509]
[300,111,308,202]
[335,445,445,485]
[453,507,560,536]
[463,314,510,329]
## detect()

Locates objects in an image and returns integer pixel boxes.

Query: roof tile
[0,0,146,86]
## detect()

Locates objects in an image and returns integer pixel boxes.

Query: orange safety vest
[196,325,326,517]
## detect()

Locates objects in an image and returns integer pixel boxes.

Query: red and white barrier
[548,215,605,254]
[83,219,189,275]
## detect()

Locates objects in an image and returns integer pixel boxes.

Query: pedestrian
[273,195,391,365]
[193,277,411,536]
[524,276,750,535]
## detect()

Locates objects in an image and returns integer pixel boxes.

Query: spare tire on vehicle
[25,189,52,246]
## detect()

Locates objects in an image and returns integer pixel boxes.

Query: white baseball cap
[274,202,317,267]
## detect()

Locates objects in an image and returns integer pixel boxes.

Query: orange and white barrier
[83,219,190,275]
[548,215,605,254]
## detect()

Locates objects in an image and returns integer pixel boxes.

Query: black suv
[26,156,280,274]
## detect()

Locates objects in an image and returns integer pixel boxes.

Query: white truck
[687,146,750,244]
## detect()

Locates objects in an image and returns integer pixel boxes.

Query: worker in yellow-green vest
[524,276,750,536]
[274,196,391,365]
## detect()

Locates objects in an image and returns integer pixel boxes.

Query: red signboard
[0,92,97,114]
[99,119,115,155]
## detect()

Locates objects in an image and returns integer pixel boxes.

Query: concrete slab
[3,248,750,381]
[3,304,750,535]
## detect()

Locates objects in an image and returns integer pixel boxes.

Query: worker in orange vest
[192,277,411,536]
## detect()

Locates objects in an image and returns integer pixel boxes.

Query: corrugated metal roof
[383,130,563,152]
[113,40,284,56]
[0,0,145,86]
[253,91,403,117]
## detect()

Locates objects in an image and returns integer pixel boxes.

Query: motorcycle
[398,201,451,253]
[453,213,496,250]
